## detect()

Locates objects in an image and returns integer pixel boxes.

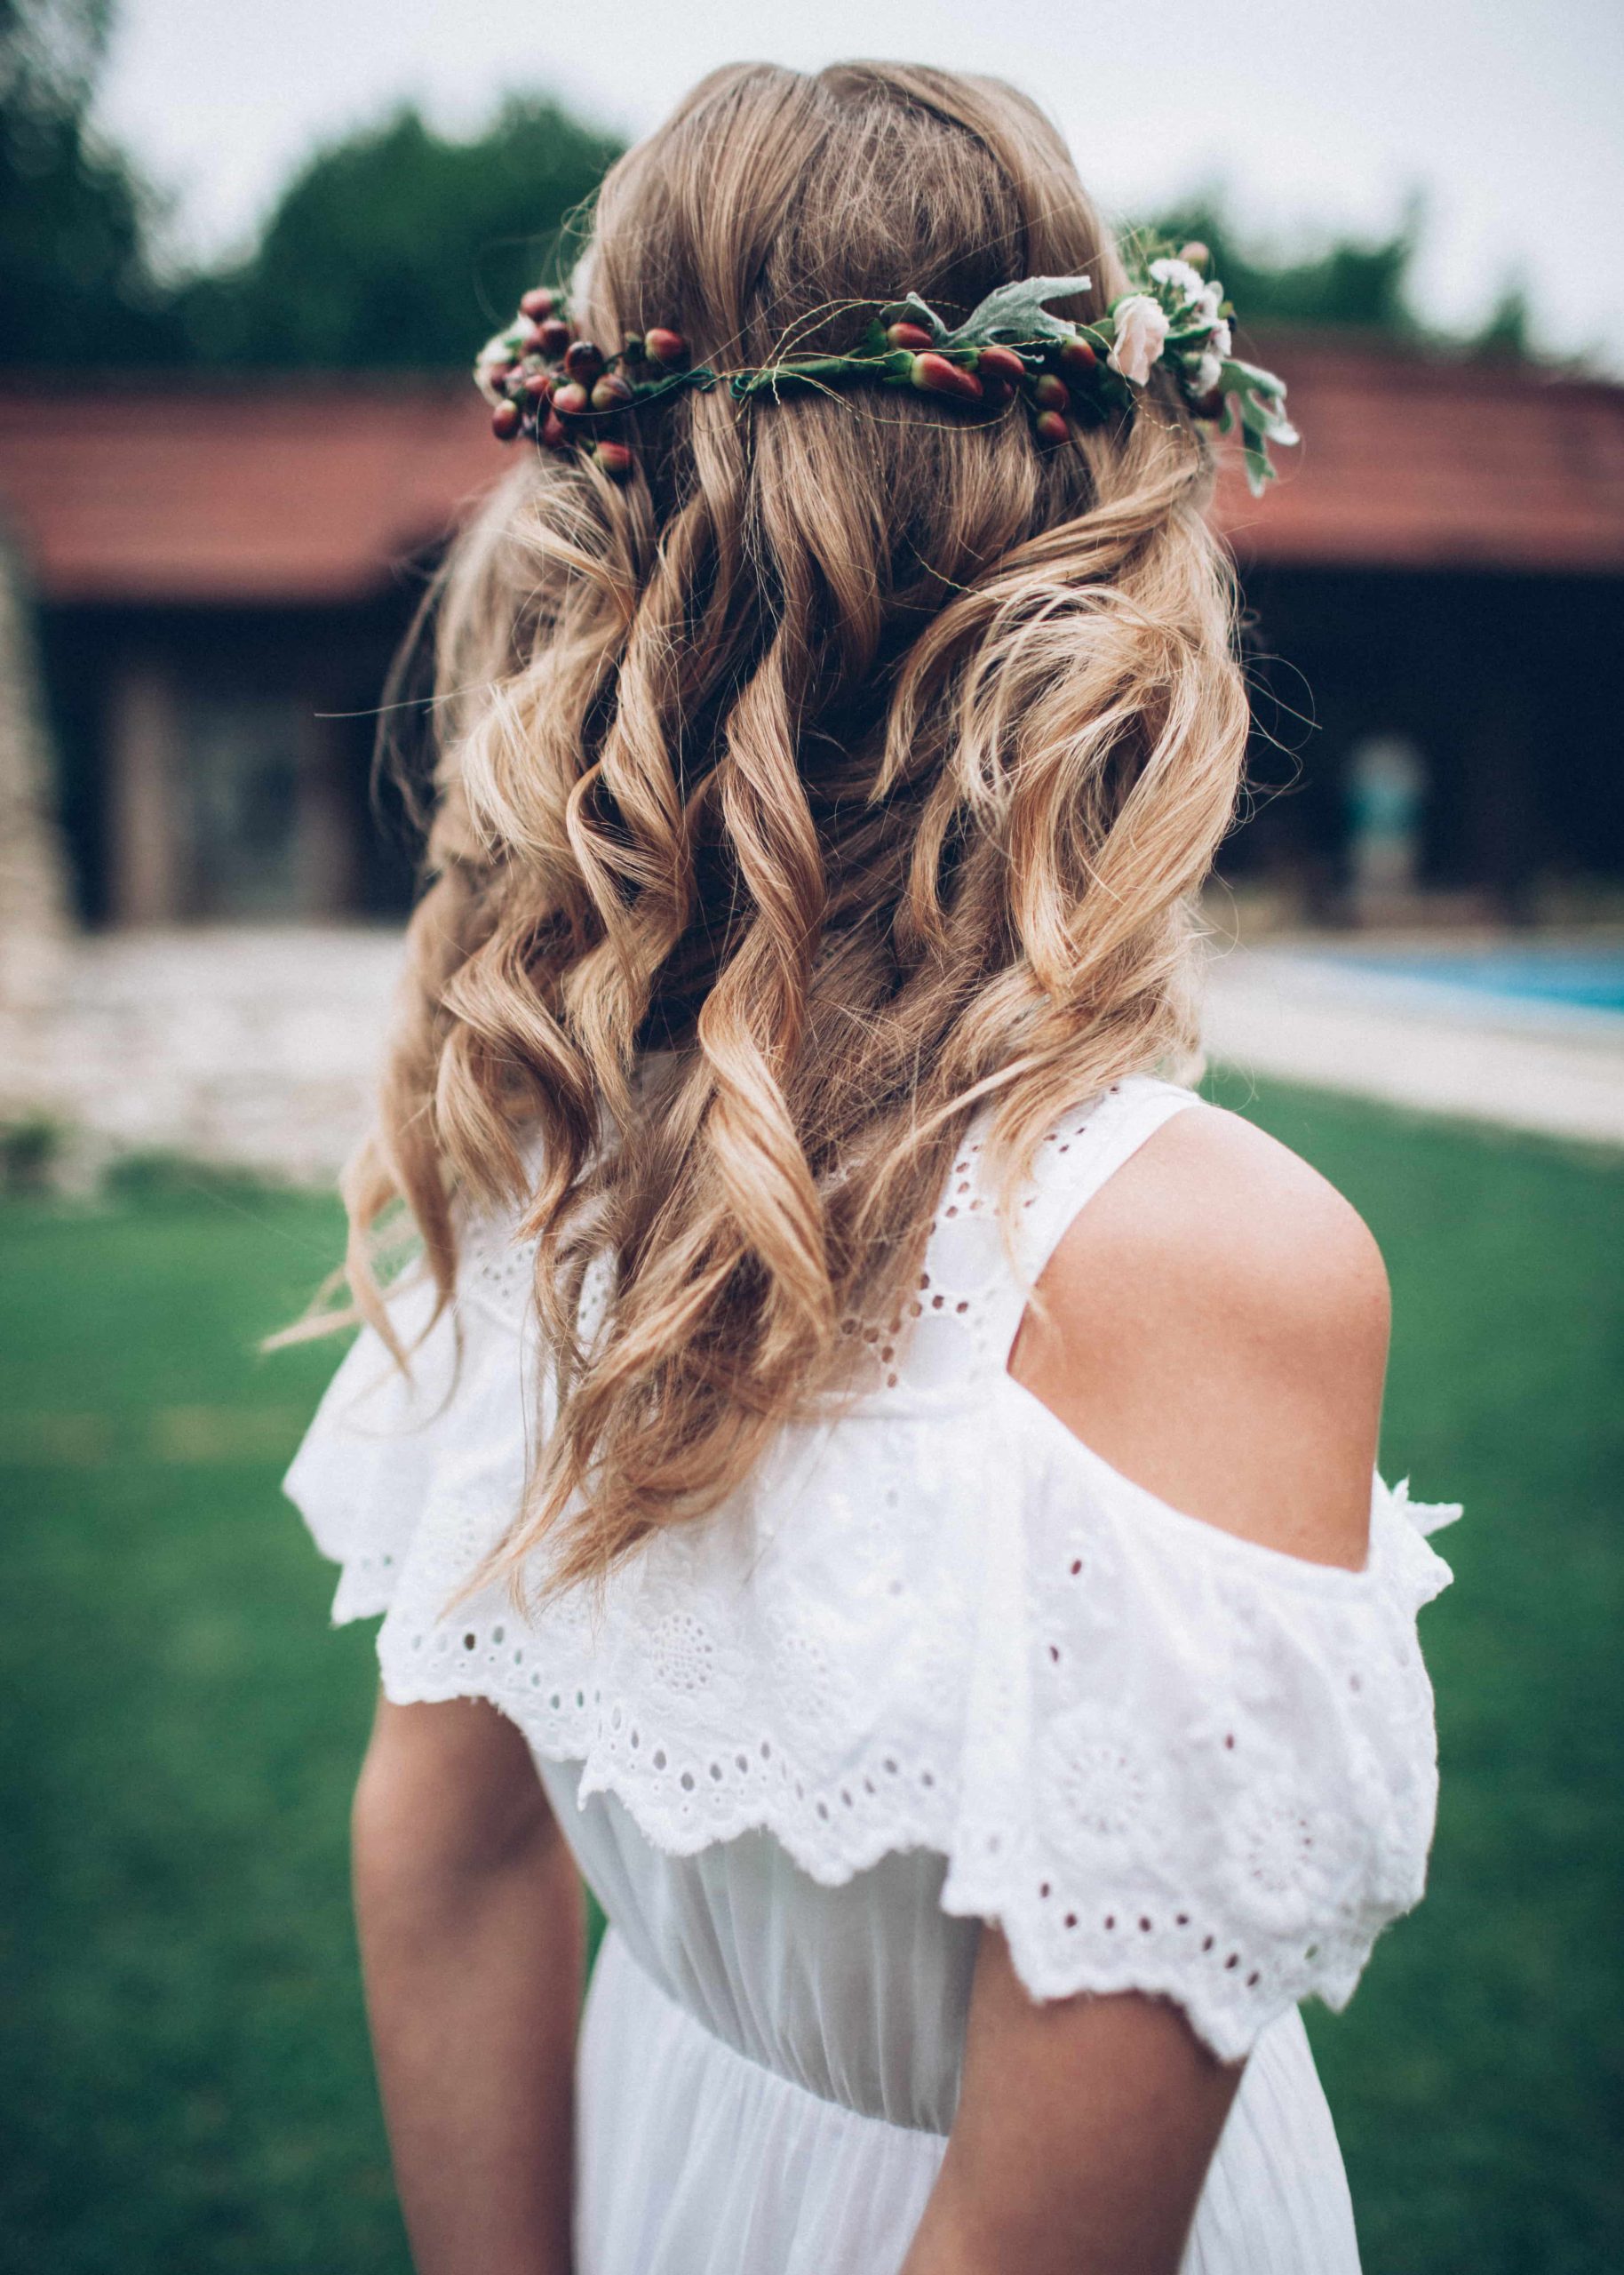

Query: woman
[286,59,1457,2275]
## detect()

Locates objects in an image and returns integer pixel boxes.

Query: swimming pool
[1312,946,1624,1016]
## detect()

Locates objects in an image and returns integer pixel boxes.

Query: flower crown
[474,243,1298,497]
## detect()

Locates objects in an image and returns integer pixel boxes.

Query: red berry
[643,327,689,369]
[887,321,936,355]
[590,372,634,411]
[564,339,604,383]
[1032,373,1070,412]
[912,352,983,402]
[593,440,634,480]
[1177,241,1210,272]
[520,287,555,320]
[490,400,522,442]
[515,322,545,355]
[975,344,1028,387]
[537,317,571,357]
[551,381,590,418]
[539,410,569,451]
[981,376,1015,408]
[522,371,550,400]
[1033,409,1071,446]
[1058,339,1098,380]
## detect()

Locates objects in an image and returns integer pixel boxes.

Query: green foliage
[0,0,107,111]
[1,9,621,374]
[1,9,1532,375]
[929,274,1097,349]
[100,1145,296,1206]
[1473,279,1534,360]
[0,0,185,360]
[172,98,623,370]
[1,1090,1620,2269]
[0,1110,61,1192]
[1142,193,1422,336]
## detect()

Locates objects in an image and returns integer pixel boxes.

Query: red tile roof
[0,377,494,606]
[1212,333,1624,574]
[2,337,1620,605]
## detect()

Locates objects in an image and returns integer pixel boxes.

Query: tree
[1141,195,1421,336]
[174,98,624,369]
[1471,281,1532,361]
[0,0,182,361]
[0,19,1532,378]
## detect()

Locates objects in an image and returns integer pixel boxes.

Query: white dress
[285,1075,1459,2274]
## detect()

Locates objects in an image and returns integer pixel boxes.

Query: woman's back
[288,1075,1455,2271]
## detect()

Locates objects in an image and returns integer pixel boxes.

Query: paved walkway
[4,927,1620,1186]
[1203,943,1624,1150]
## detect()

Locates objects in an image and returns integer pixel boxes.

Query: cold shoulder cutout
[1010,1099,1390,1572]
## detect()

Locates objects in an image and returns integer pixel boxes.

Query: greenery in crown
[474,244,1297,497]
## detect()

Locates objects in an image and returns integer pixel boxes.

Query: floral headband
[474,243,1298,497]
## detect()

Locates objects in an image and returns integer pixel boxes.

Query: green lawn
[1,1088,1620,2274]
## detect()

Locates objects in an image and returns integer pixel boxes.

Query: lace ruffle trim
[284,1282,1456,2062]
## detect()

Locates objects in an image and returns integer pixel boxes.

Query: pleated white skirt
[577,1930,1362,2275]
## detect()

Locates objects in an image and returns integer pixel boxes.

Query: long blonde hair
[341,60,1248,1599]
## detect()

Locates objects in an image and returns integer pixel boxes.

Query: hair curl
[335,60,1249,1601]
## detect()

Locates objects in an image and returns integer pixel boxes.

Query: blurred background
[0,3,1620,2270]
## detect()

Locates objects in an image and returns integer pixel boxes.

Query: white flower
[1149,256,1208,308]
[1109,295,1172,387]
[1194,322,1234,395]
[474,331,517,405]
[1191,281,1225,329]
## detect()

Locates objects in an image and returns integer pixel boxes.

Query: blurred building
[0,375,477,925]
[1,338,1621,930]
[1219,338,1624,922]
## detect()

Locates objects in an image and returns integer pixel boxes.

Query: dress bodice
[539,1761,978,2132]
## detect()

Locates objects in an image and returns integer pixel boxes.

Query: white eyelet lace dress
[285,1074,1460,2275]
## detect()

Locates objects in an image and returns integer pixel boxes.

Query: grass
[1,1082,1620,2274]
[1206,1077,1624,2274]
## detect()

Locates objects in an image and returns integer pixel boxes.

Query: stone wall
[0,523,72,1023]
[1,925,401,1187]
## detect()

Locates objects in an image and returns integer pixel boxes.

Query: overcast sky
[94,0,1624,368]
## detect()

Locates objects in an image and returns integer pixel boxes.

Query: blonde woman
[287,60,1456,2275]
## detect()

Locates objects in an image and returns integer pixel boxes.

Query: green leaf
[937,275,1095,349]
[1225,354,1289,411]
[1241,426,1275,494]
[1213,354,1298,494]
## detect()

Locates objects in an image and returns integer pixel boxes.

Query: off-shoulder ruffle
[284,1267,1456,2063]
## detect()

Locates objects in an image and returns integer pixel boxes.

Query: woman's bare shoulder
[1010,1102,1389,1569]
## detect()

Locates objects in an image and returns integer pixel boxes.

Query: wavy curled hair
[338,59,1249,1601]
